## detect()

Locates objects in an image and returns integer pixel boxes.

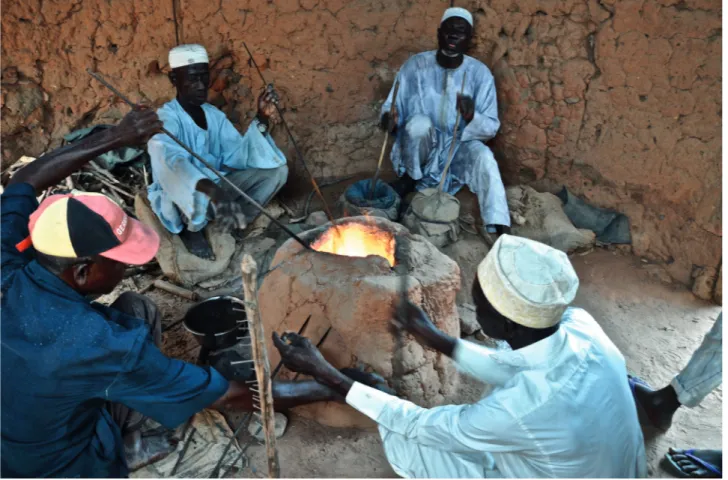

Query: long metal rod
[242,43,337,226]
[369,79,400,199]
[86,69,311,251]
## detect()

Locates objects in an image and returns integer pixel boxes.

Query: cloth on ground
[147,98,286,234]
[345,307,648,478]
[340,179,401,220]
[135,191,237,287]
[402,188,461,248]
[556,187,631,244]
[64,125,147,170]
[507,185,595,253]
[131,409,241,478]
[382,51,510,227]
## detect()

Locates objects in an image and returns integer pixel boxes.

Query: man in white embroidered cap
[273,235,648,477]
[381,7,510,244]
[147,44,288,259]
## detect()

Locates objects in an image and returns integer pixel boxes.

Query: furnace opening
[310,221,396,267]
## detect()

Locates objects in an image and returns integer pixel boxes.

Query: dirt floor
[128,243,722,479]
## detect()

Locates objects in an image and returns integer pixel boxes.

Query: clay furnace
[259,216,461,428]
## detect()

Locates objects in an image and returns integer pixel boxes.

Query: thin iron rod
[170,427,196,476]
[210,413,253,478]
[230,359,255,365]
[242,43,337,226]
[86,69,312,251]
[292,326,332,381]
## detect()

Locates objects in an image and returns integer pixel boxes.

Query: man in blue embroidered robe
[382,8,510,242]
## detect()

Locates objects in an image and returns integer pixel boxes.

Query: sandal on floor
[663,448,722,478]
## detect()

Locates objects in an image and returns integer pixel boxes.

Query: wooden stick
[142,164,149,188]
[138,274,164,294]
[369,80,400,199]
[241,255,280,478]
[438,72,467,192]
[95,174,135,199]
[153,279,199,301]
[87,161,121,184]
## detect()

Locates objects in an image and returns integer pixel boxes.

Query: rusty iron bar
[86,69,312,251]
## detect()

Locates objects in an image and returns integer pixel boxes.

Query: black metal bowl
[183,296,248,351]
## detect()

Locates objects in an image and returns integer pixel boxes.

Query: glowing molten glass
[310,222,396,267]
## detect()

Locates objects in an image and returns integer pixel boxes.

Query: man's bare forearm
[211,379,341,412]
[8,108,162,194]
[9,129,125,194]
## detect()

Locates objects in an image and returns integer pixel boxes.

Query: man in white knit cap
[274,235,648,477]
[381,7,510,245]
[148,44,288,259]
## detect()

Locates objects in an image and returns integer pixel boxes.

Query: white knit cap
[169,44,209,69]
[477,235,579,329]
[441,7,473,27]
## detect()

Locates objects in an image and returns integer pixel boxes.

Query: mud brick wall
[1,0,721,288]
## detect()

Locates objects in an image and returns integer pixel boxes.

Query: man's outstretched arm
[271,331,521,455]
[9,108,162,194]
[210,379,340,412]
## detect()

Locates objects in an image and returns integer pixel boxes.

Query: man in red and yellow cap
[1,108,388,477]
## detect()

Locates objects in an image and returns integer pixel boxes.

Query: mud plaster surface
[1,0,721,289]
[134,248,722,478]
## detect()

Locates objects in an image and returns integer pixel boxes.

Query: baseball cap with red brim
[16,192,160,265]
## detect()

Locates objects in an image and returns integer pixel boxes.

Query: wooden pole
[241,254,280,478]
[369,79,401,199]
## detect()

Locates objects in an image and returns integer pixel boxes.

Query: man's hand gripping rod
[87,69,311,251]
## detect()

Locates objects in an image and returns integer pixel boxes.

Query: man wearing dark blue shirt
[0,108,362,477]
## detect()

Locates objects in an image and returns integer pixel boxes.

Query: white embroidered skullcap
[169,44,209,69]
[441,7,473,27]
[477,235,579,329]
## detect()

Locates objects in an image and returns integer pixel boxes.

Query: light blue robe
[147,99,286,233]
[382,51,510,227]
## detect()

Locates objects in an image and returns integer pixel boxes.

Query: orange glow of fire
[310,222,396,267]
